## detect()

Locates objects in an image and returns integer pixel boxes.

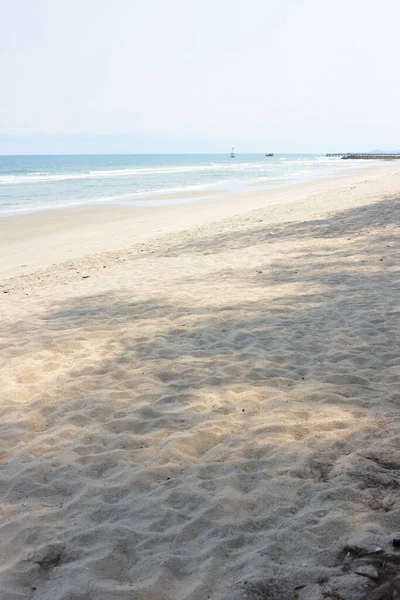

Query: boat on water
[265,153,274,157]
[230,147,235,158]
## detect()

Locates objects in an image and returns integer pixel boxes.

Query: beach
[1,165,399,599]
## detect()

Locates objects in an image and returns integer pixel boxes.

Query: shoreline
[0,159,386,219]
[1,163,398,281]
[1,163,399,599]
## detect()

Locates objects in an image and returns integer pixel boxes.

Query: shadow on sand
[1,197,399,599]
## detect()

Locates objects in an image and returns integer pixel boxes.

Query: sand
[0,165,399,600]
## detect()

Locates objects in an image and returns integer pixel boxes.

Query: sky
[1,0,400,154]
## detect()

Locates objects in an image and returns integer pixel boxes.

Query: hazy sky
[1,0,399,153]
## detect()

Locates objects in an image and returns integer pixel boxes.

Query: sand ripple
[0,194,399,599]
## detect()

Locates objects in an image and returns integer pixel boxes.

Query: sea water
[0,154,383,216]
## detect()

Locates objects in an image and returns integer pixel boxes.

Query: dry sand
[0,166,399,600]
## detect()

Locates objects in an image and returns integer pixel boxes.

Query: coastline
[1,164,399,599]
[0,153,385,219]
[0,163,398,280]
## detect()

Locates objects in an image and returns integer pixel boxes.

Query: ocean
[0,153,383,216]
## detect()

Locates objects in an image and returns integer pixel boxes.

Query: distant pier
[342,154,400,160]
[326,153,400,160]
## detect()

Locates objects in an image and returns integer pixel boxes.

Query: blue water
[0,154,382,216]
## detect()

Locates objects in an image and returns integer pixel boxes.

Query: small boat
[230,147,235,158]
[265,153,274,157]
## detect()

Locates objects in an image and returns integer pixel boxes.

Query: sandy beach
[1,165,399,600]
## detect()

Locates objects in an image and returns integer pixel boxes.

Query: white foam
[0,156,382,216]
[0,161,277,185]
